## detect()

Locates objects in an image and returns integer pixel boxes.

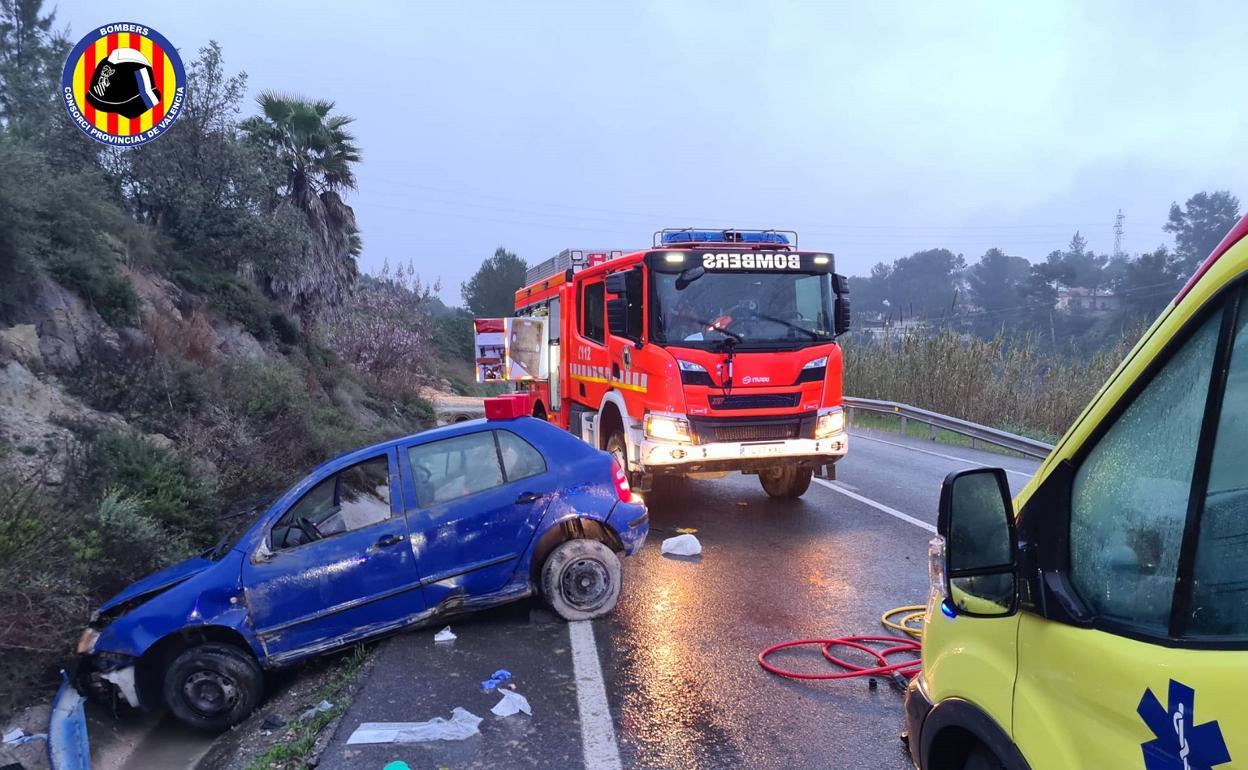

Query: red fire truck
[512,229,851,499]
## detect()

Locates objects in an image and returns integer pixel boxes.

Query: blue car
[74,408,648,730]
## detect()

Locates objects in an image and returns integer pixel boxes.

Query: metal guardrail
[842,397,1055,460]
[428,393,1055,459]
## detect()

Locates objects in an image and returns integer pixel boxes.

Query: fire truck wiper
[753,313,821,340]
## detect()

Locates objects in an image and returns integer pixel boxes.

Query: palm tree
[242,92,362,319]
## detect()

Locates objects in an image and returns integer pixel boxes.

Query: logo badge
[61,22,185,146]
[1138,680,1230,770]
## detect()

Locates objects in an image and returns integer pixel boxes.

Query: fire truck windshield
[650,269,835,349]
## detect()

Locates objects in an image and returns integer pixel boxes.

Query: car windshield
[203,494,278,560]
[650,269,835,349]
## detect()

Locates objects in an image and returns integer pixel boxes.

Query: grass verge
[243,644,369,770]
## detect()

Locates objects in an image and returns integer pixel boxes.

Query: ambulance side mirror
[832,273,851,336]
[937,468,1018,618]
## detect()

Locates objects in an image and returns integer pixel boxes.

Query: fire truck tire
[759,465,813,499]
[605,429,629,479]
[540,538,622,621]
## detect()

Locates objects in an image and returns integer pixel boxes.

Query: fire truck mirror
[832,273,850,295]
[605,272,629,295]
[607,297,632,340]
[834,295,852,337]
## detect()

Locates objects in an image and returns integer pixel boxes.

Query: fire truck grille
[708,393,801,410]
[690,417,810,443]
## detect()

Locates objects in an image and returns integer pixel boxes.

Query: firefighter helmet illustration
[86,48,160,119]
[61,23,185,146]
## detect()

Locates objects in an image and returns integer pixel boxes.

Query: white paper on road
[660,533,702,556]
[345,707,483,744]
[433,625,456,642]
[491,688,532,717]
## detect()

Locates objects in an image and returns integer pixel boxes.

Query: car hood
[97,555,216,615]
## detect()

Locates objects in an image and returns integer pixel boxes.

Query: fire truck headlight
[645,413,692,443]
[814,408,845,438]
[676,359,707,373]
[803,356,828,370]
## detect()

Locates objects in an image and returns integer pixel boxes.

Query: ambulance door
[569,278,610,440]
[1013,281,1248,770]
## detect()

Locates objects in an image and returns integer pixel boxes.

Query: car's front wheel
[163,643,264,731]
[541,539,622,621]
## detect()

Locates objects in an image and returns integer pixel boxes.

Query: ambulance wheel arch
[921,698,1032,770]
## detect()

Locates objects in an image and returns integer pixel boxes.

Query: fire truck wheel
[540,538,622,621]
[759,465,813,499]
[605,430,629,480]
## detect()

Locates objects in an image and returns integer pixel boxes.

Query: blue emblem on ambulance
[1138,680,1230,770]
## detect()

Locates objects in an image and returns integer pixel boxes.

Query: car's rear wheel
[541,538,622,621]
[163,643,263,731]
[759,464,813,498]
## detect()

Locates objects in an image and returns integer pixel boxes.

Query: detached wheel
[759,465,813,499]
[541,539,622,621]
[163,643,263,731]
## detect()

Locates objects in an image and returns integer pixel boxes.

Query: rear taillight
[612,459,632,502]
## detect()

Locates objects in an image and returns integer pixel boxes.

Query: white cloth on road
[491,689,531,717]
[661,533,702,556]
[345,708,483,744]
[433,626,456,643]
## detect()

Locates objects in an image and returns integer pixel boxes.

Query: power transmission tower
[1113,210,1125,259]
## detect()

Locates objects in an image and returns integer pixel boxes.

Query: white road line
[812,477,937,533]
[569,620,623,770]
[851,432,1036,478]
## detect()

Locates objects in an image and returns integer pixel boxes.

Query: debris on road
[344,708,483,744]
[261,714,287,730]
[490,689,532,717]
[382,762,411,770]
[675,527,698,534]
[2,728,46,747]
[480,669,512,691]
[298,699,333,722]
[433,626,457,643]
[661,533,702,556]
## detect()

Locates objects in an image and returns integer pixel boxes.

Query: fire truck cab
[514,229,851,499]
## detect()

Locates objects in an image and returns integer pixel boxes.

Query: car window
[1189,296,1248,639]
[1069,310,1221,633]
[408,431,505,507]
[583,281,605,344]
[497,430,546,482]
[271,455,392,549]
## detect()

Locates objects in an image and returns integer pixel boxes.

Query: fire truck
[512,229,851,499]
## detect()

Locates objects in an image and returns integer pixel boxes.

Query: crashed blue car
[75,408,648,730]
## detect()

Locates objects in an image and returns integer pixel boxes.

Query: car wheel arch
[529,516,624,583]
[135,625,261,710]
[921,697,1032,770]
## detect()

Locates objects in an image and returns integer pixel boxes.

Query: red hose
[757,635,921,681]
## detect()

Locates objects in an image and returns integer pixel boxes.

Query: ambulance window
[1069,310,1222,634]
[583,282,605,344]
[1189,295,1248,640]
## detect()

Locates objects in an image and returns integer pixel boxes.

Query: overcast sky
[57,1,1247,304]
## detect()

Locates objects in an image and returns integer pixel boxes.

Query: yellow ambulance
[905,212,1248,770]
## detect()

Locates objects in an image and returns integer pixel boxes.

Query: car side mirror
[937,468,1018,618]
[833,273,851,336]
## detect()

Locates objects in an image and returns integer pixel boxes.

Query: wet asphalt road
[320,430,1039,770]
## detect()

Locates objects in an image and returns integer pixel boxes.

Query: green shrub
[88,432,217,540]
[46,251,140,327]
[173,268,275,340]
[228,359,310,423]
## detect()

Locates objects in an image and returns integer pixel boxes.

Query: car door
[242,449,424,663]
[401,428,557,607]
[1013,282,1248,770]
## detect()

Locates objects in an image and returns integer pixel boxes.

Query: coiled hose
[757,604,926,683]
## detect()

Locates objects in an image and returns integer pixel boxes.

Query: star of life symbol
[1138,680,1231,770]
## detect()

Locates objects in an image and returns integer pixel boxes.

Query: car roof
[312,417,556,475]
